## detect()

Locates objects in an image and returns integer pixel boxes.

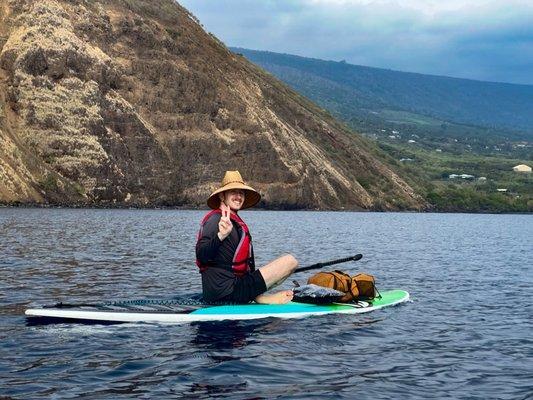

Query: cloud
[179,0,533,84]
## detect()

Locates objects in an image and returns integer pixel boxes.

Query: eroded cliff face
[0,0,425,210]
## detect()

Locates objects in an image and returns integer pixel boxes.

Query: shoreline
[0,202,531,215]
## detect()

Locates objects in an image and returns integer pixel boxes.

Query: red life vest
[196,209,253,277]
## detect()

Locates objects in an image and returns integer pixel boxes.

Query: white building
[513,164,532,173]
[449,174,475,180]
[459,174,475,179]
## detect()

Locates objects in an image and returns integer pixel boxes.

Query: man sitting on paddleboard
[196,170,297,304]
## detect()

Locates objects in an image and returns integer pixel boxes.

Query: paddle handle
[294,254,363,273]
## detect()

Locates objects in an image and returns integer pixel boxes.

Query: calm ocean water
[0,208,531,399]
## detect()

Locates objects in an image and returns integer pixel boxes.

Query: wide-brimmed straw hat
[207,170,261,210]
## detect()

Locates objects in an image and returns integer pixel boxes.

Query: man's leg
[258,254,298,289]
[254,254,298,304]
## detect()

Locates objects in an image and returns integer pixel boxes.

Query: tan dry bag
[307,271,379,303]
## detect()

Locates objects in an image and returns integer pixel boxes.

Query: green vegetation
[235,48,532,212]
[383,141,532,212]
[73,183,85,196]
[425,187,530,213]
[38,174,59,192]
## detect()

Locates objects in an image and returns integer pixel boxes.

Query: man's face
[221,189,245,211]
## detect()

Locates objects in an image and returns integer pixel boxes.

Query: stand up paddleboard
[25,289,409,324]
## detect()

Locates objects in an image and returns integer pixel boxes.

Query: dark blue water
[1,208,532,399]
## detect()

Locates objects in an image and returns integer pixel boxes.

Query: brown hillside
[0,0,425,210]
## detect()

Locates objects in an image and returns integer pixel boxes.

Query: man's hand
[217,202,232,240]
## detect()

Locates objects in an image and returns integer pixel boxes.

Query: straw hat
[207,170,261,210]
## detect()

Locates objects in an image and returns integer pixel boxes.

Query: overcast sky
[179,0,533,85]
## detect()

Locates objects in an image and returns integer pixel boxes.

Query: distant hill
[232,48,533,139]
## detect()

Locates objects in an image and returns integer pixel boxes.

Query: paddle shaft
[294,254,363,273]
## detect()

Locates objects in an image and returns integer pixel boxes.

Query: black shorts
[226,269,267,303]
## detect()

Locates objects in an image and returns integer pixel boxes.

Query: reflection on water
[1,208,532,399]
[192,319,278,351]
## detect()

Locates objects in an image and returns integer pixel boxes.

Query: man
[196,170,297,304]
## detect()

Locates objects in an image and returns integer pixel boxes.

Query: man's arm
[196,214,223,264]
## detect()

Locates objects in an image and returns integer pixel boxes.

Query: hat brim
[207,182,261,210]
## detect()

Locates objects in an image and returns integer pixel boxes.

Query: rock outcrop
[0,0,425,210]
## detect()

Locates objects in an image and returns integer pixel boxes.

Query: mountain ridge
[232,47,533,136]
[237,49,533,87]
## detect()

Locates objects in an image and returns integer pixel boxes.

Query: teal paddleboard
[25,290,409,323]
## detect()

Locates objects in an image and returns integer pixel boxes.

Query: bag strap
[333,271,352,291]
[331,273,344,291]
[333,270,351,278]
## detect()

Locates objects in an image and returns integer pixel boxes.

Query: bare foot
[254,290,294,304]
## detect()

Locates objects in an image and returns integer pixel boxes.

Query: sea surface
[0,208,531,399]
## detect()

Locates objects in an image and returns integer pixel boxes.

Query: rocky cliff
[0,0,425,210]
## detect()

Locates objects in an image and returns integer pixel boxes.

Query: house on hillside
[449,174,475,180]
[513,164,532,173]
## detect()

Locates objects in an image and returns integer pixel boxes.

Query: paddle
[294,253,363,273]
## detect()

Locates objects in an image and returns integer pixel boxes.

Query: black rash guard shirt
[196,212,256,301]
